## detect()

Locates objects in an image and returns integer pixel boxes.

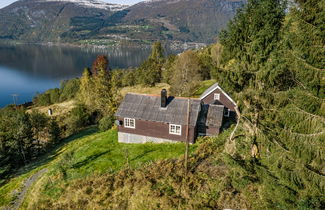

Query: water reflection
[0,44,152,107]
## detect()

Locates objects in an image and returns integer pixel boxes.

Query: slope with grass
[0,127,195,209]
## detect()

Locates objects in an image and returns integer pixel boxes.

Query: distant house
[199,83,237,118]
[115,83,237,144]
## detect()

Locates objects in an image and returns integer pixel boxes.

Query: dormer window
[224,108,230,117]
[214,93,220,100]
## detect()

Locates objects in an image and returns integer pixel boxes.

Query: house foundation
[118,132,176,144]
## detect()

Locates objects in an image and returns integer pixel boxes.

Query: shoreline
[0,39,207,51]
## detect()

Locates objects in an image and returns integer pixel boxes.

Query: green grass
[0,127,195,208]
[192,79,217,97]
[51,128,191,179]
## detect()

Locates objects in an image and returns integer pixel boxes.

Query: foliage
[65,104,91,135]
[59,79,80,102]
[33,79,80,106]
[170,50,203,96]
[79,56,121,117]
[136,42,165,86]
[0,107,61,179]
[91,55,109,76]
[98,116,114,132]
[49,120,61,144]
[219,0,286,91]
[161,54,176,83]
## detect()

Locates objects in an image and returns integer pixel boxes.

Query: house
[115,83,237,144]
[199,83,237,119]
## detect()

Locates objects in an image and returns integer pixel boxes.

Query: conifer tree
[219,0,325,208]
[220,0,286,91]
[137,42,165,86]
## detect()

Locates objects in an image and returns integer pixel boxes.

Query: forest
[0,0,324,208]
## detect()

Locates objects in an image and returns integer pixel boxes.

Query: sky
[0,0,144,9]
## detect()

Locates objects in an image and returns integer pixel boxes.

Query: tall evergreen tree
[218,0,325,208]
[137,42,165,86]
[220,0,286,91]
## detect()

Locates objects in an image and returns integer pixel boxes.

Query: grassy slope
[192,79,217,98]
[0,127,195,208]
[120,83,170,97]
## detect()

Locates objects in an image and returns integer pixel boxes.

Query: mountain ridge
[0,0,246,45]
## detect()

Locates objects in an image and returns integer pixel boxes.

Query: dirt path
[8,168,48,210]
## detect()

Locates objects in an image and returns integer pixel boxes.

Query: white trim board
[200,84,237,106]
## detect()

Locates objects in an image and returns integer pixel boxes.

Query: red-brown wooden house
[115,83,237,143]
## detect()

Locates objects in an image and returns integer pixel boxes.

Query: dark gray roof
[115,93,201,126]
[206,105,224,127]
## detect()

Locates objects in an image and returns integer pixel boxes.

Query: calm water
[0,44,152,107]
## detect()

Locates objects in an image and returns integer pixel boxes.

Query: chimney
[161,89,167,108]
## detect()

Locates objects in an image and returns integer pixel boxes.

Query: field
[0,127,195,209]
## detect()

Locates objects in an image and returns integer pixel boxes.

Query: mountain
[122,0,246,43]
[0,0,127,42]
[0,0,246,44]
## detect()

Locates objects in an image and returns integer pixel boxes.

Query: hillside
[0,0,246,45]
[123,0,246,43]
[0,0,323,209]
[0,128,195,209]
[0,0,125,42]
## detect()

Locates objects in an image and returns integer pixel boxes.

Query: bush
[33,93,51,106]
[99,116,114,132]
[60,78,80,101]
[66,104,90,134]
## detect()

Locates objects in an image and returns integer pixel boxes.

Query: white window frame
[214,93,220,100]
[124,118,135,128]
[169,124,182,135]
[224,108,230,117]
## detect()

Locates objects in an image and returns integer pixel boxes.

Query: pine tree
[49,120,60,144]
[137,42,165,86]
[220,0,286,91]
[219,0,324,208]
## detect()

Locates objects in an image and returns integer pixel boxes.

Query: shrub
[59,78,80,101]
[66,104,90,134]
[99,116,114,132]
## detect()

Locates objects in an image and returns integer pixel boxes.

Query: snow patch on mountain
[35,0,129,11]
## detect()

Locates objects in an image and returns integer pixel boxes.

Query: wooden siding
[201,88,236,111]
[206,126,220,136]
[117,117,197,143]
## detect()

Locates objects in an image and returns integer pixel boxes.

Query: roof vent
[161,89,167,108]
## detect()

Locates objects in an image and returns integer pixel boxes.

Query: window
[169,124,182,135]
[214,93,220,100]
[124,118,135,128]
[224,108,230,117]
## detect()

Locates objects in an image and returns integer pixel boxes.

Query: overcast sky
[0,0,144,9]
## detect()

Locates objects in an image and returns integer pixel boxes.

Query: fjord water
[0,44,151,107]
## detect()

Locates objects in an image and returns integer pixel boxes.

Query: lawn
[0,127,195,208]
